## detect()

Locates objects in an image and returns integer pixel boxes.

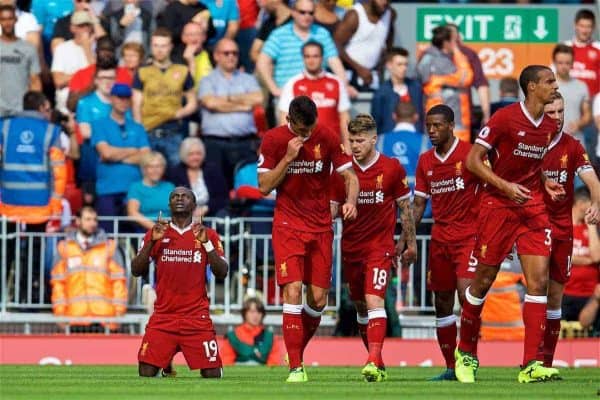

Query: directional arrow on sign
[533,16,548,40]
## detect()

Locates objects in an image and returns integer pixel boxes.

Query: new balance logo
[427,170,433,176]
[162,238,170,243]
[518,131,526,137]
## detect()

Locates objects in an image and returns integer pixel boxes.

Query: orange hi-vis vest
[50,236,127,321]
[481,271,525,340]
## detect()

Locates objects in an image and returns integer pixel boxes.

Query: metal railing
[0,216,434,317]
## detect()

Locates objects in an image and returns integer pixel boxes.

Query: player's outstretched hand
[284,137,303,163]
[191,221,208,243]
[151,211,169,241]
[341,202,357,221]
[585,204,600,225]
[544,179,566,202]
[504,182,533,204]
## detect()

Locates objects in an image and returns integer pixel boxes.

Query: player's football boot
[161,365,177,378]
[286,367,308,383]
[361,362,388,382]
[454,348,478,383]
[517,361,559,383]
[428,368,457,381]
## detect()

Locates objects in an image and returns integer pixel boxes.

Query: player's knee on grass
[434,291,454,316]
[138,362,160,377]
[283,282,303,304]
[201,368,223,379]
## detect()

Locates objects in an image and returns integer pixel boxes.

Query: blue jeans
[95,192,127,233]
[148,122,185,168]
[235,27,257,73]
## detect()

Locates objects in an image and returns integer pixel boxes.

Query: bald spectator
[334,0,394,91]
[199,38,263,196]
[0,4,41,115]
[491,77,519,116]
[173,21,212,88]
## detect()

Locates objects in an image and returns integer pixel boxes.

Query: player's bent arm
[131,240,154,277]
[412,195,428,227]
[207,251,228,280]
[258,158,292,195]
[339,168,359,206]
[466,143,509,193]
[396,197,417,247]
[581,170,600,213]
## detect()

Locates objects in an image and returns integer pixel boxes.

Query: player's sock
[522,295,547,367]
[283,303,305,369]
[366,308,387,368]
[357,315,369,351]
[458,287,484,354]
[541,309,561,367]
[436,315,457,369]
[301,304,322,352]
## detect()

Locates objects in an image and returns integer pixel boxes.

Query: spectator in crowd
[157,0,215,59]
[256,0,352,99]
[166,137,227,218]
[50,0,106,54]
[221,297,281,365]
[103,0,153,51]
[562,187,600,321]
[92,83,150,231]
[417,25,472,142]
[370,47,422,134]
[172,21,212,88]
[553,44,591,144]
[50,205,127,330]
[51,10,96,113]
[0,0,42,49]
[120,41,145,78]
[579,283,600,336]
[377,102,430,190]
[127,151,175,231]
[595,93,600,135]
[249,0,290,64]
[564,9,600,164]
[67,36,133,111]
[204,0,239,47]
[0,4,41,115]
[447,23,490,127]
[490,77,519,116]
[334,0,394,91]
[199,38,263,193]
[314,0,345,35]
[235,0,260,72]
[132,27,197,168]
[278,40,351,151]
[480,252,526,341]
[31,0,73,54]
[0,91,66,303]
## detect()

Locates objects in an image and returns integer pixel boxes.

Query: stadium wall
[1,336,597,367]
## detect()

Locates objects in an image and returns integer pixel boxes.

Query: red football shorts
[474,205,551,266]
[272,225,333,288]
[138,316,222,370]
[343,253,393,301]
[549,238,573,284]
[427,238,476,291]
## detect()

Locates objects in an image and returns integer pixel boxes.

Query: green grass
[1,365,598,400]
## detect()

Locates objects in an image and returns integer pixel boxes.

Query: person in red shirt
[540,93,600,370]
[330,114,415,382]
[131,187,229,378]
[278,41,351,153]
[454,65,564,383]
[413,104,480,381]
[258,96,358,382]
[564,9,600,98]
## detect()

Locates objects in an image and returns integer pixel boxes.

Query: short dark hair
[96,35,116,53]
[552,43,573,60]
[519,65,551,96]
[288,96,317,126]
[575,9,596,24]
[95,55,118,73]
[499,77,519,96]
[76,205,97,218]
[426,104,454,123]
[0,4,15,15]
[348,114,377,135]
[302,40,323,56]
[574,186,590,203]
[395,101,417,122]
[431,26,451,49]
[385,47,409,63]
[152,27,173,41]
[241,297,266,322]
[23,91,47,111]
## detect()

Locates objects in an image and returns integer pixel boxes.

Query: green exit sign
[417,8,558,43]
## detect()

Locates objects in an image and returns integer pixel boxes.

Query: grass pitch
[2,365,598,400]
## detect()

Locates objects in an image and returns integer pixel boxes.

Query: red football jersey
[331,153,410,258]
[543,131,594,240]
[564,40,600,96]
[258,124,352,232]
[141,223,224,318]
[68,64,133,92]
[415,139,480,243]
[475,102,555,208]
[564,223,600,297]
[278,72,351,136]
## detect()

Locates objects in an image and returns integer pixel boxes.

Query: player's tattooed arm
[396,198,417,266]
[412,196,427,227]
